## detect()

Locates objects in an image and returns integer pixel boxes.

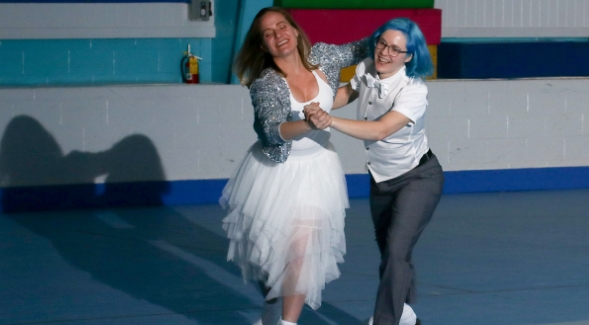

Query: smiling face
[259,11,300,59]
[374,29,413,79]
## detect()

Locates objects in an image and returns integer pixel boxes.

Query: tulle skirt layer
[221,141,348,310]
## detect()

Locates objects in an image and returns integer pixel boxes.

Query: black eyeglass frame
[374,39,408,57]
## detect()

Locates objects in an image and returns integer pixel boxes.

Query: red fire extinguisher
[182,44,202,84]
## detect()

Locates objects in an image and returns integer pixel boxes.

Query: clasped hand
[303,102,331,130]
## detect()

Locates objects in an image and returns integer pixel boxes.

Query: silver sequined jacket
[250,39,368,163]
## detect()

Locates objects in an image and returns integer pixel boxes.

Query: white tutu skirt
[221,141,349,310]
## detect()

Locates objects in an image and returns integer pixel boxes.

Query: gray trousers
[371,154,444,325]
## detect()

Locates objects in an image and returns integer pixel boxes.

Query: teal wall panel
[230,0,273,84]
[211,0,240,83]
[0,38,213,86]
[0,0,278,86]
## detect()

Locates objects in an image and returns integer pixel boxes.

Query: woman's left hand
[303,102,331,129]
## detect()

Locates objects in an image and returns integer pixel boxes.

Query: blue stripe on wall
[2,166,589,212]
[437,41,589,79]
[443,167,589,194]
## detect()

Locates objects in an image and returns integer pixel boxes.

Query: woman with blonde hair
[220,7,368,325]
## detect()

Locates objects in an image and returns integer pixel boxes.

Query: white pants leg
[367,303,417,325]
[399,303,417,325]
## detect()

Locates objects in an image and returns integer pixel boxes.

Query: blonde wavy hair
[233,7,318,88]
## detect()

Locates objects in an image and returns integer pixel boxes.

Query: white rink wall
[2,0,588,39]
[435,0,589,38]
[1,78,589,187]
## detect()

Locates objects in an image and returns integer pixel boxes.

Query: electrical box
[190,0,213,21]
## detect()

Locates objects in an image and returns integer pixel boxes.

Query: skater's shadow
[0,115,168,212]
[0,115,362,324]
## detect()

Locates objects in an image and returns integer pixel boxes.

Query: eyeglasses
[375,39,408,57]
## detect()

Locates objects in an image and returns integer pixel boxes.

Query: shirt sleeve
[392,80,428,124]
[349,59,368,91]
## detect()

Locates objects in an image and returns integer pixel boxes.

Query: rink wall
[1,79,589,211]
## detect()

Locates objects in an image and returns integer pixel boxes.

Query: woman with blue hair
[305,18,444,325]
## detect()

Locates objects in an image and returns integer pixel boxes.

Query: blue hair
[368,18,433,79]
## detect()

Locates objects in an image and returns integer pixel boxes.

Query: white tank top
[288,70,334,153]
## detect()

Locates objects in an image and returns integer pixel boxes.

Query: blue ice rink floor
[1,189,589,325]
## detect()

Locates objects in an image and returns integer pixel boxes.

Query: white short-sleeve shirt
[350,58,430,183]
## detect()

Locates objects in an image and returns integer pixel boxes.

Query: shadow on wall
[0,115,169,213]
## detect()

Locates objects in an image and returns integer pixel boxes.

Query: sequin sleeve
[308,38,369,98]
[249,70,292,163]
[309,39,369,69]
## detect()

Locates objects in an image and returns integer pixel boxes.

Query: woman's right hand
[304,102,332,130]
